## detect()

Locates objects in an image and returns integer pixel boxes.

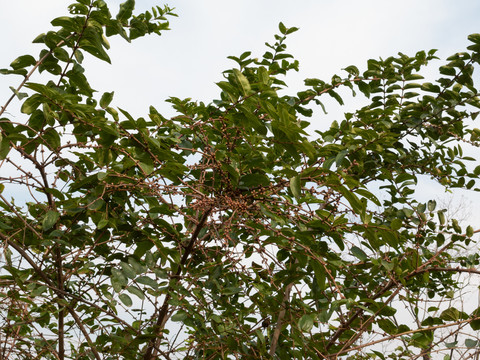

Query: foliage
[1,1,480,359]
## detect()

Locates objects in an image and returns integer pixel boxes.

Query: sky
[2,1,480,117]
[1,0,480,213]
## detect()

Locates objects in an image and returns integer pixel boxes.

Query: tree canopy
[2,1,480,359]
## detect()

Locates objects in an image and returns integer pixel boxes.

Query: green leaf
[51,16,80,32]
[286,26,299,35]
[298,314,314,332]
[402,208,414,217]
[471,320,480,331]
[440,308,459,321]
[120,262,137,279]
[0,133,11,160]
[97,219,109,229]
[355,188,381,207]
[311,260,326,291]
[350,246,367,261]
[371,351,386,360]
[100,91,114,109]
[9,86,28,100]
[66,69,94,96]
[445,341,457,349]
[421,82,440,93]
[43,128,61,149]
[42,210,59,231]
[343,65,359,77]
[468,33,480,44]
[134,242,154,259]
[390,218,402,231]
[233,68,251,96]
[119,293,133,307]
[117,0,135,23]
[216,81,239,100]
[465,338,479,348]
[21,94,44,114]
[126,285,145,300]
[410,330,433,349]
[451,219,461,233]
[290,176,301,199]
[238,173,270,189]
[438,211,446,226]
[139,161,154,175]
[258,66,270,85]
[31,285,48,297]
[0,68,27,76]
[378,318,397,335]
[405,74,424,80]
[328,89,344,105]
[79,25,111,64]
[128,257,146,274]
[171,310,188,322]
[470,307,480,330]
[111,268,128,292]
[338,185,364,214]
[357,81,370,97]
[10,55,36,70]
[136,275,158,289]
[335,149,348,166]
[378,305,397,316]
[439,66,456,76]
[466,225,474,238]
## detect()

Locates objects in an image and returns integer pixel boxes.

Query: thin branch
[329,316,480,358]
[143,208,212,360]
[1,234,102,360]
[0,34,75,117]
[269,282,294,356]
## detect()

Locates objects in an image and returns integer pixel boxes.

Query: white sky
[1,0,480,214]
[2,1,480,117]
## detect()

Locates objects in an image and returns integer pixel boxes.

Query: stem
[143,208,211,360]
[269,282,294,356]
[56,246,65,360]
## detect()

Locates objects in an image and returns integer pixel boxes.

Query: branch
[418,266,480,276]
[329,316,480,358]
[269,282,294,356]
[335,285,403,354]
[0,34,75,117]
[143,208,212,360]
[2,234,102,360]
[325,227,480,352]
[295,76,380,106]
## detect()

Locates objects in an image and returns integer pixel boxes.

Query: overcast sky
[1,0,480,213]
[2,1,480,117]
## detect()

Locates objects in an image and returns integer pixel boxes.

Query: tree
[1,1,480,359]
